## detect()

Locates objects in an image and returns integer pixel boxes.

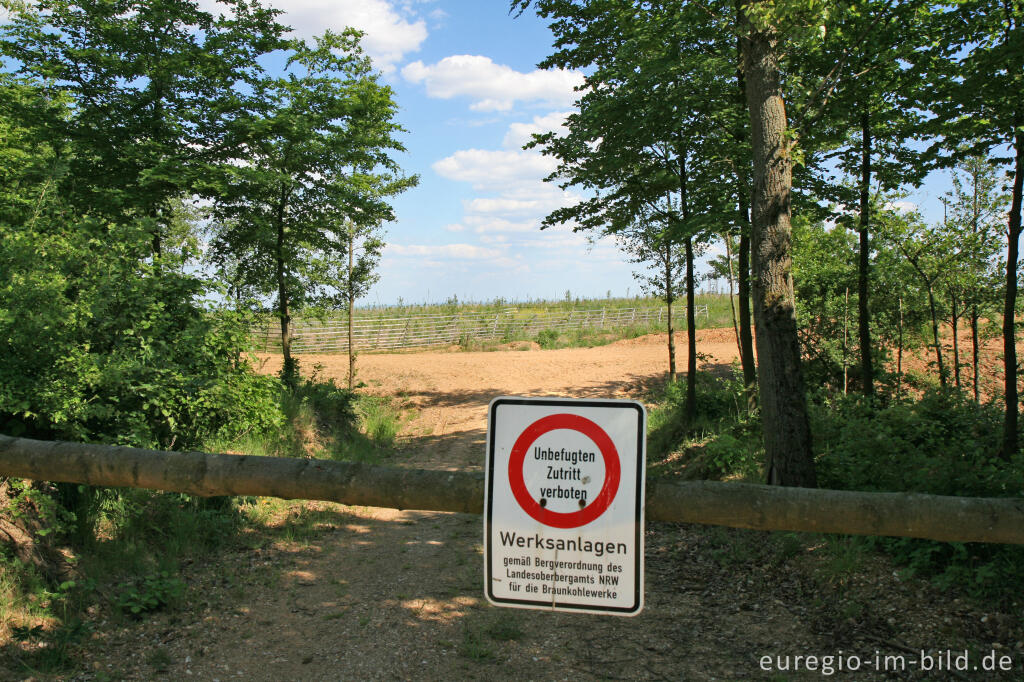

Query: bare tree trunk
[1002,121,1023,459]
[685,235,697,425]
[734,21,757,411]
[666,241,677,383]
[738,206,757,410]
[740,11,816,487]
[971,307,981,403]
[3,434,1024,545]
[858,109,875,398]
[726,232,741,359]
[843,287,849,395]
[348,232,356,390]
[927,284,945,387]
[897,296,904,397]
[675,154,697,424]
[275,184,295,385]
[951,291,961,390]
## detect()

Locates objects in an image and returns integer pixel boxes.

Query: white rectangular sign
[484,397,646,616]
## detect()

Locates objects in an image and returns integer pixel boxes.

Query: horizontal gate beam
[2,434,1022,545]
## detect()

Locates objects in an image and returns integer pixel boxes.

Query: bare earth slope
[259,330,742,471]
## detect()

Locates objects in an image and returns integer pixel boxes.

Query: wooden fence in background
[252,305,710,353]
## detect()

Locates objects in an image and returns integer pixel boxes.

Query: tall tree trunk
[1001,121,1023,459]
[734,20,757,410]
[971,307,980,403]
[951,292,961,390]
[858,109,875,398]
[738,202,757,410]
[843,288,849,395]
[666,240,677,383]
[740,12,816,487]
[970,162,982,403]
[275,184,295,385]
[685,236,697,425]
[897,296,904,397]
[348,231,356,390]
[725,232,741,358]
[927,283,945,387]
[676,153,697,425]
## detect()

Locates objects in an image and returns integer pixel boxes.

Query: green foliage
[814,390,1019,497]
[647,368,763,480]
[354,395,402,450]
[793,209,932,392]
[116,571,185,617]
[703,433,761,480]
[3,480,77,541]
[536,328,560,349]
[814,390,1024,599]
[0,77,285,451]
[0,224,286,450]
[206,28,416,381]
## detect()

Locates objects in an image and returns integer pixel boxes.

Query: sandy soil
[30,331,1024,681]
[257,329,742,472]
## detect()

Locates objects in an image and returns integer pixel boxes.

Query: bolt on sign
[484,397,646,616]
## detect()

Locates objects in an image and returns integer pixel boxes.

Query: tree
[793,0,929,398]
[1,0,287,255]
[738,0,819,486]
[944,155,1007,401]
[922,0,1024,456]
[339,216,386,389]
[708,232,743,361]
[621,209,692,382]
[514,0,734,425]
[0,74,282,450]
[208,30,416,384]
[879,205,976,387]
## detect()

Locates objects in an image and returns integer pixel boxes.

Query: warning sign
[484,397,646,616]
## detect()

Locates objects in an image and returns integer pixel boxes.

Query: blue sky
[213,0,644,306]
[205,0,959,307]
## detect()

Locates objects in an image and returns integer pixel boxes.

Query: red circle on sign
[507,413,621,529]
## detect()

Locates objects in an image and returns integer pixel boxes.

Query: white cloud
[463,217,539,234]
[387,243,501,260]
[503,111,571,149]
[402,56,583,111]
[885,200,919,214]
[432,149,558,190]
[463,192,577,219]
[201,0,426,73]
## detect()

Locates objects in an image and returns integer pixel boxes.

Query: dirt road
[67,332,1023,681]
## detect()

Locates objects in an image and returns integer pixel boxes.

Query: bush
[0,219,284,451]
[536,328,559,349]
[647,369,762,479]
[813,389,1019,497]
[812,390,1024,601]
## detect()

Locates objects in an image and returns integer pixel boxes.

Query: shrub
[812,390,1024,601]
[536,328,559,349]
